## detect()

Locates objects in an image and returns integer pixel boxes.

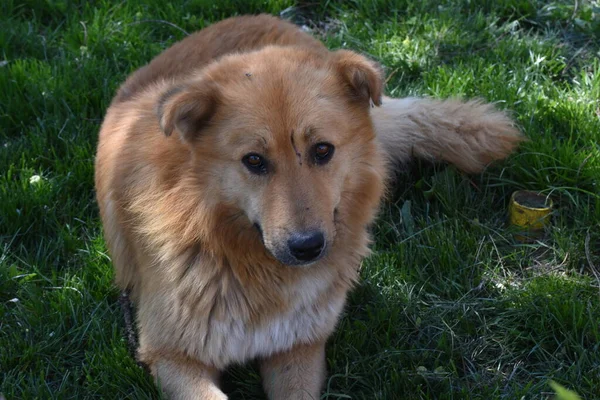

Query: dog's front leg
[260,341,326,400]
[151,356,226,400]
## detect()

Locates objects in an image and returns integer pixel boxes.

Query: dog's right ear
[331,50,383,108]
[156,80,220,141]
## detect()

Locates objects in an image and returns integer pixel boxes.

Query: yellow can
[509,191,553,240]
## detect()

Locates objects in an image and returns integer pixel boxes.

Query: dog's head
[156,46,385,266]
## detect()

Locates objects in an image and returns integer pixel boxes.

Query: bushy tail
[371,96,523,173]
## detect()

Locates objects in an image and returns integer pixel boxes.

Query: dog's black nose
[288,231,325,262]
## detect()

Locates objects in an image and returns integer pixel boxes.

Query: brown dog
[95,14,521,399]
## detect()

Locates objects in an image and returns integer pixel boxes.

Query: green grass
[1,0,599,398]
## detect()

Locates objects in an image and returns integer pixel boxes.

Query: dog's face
[157,47,384,266]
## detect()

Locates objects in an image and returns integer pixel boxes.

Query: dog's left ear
[331,50,383,107]
[156,78,220,141]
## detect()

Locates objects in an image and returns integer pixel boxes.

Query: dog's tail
[371,97,523,173]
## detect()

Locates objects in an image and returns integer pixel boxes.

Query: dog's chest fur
[136,256,349,369]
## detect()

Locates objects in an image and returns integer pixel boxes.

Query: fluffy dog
[95,14,521,399]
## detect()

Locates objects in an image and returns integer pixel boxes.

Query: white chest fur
[204,274,345,368]
[137,266,347,369]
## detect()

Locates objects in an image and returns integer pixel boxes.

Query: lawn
[1,0,599,398]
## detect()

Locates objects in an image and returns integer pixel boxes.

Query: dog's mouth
[253,222,264,244]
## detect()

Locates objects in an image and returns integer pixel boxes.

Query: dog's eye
[314,143,334,165]
[242,153,268,174]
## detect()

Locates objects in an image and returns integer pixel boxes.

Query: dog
[95,14,522,399]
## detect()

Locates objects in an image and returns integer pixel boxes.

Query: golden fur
[95,14,522,399]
